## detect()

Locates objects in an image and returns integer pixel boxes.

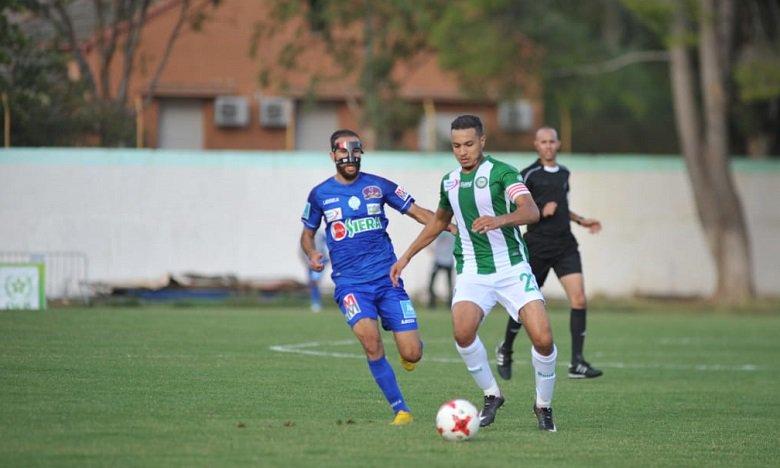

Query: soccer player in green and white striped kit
[390,115,557,432]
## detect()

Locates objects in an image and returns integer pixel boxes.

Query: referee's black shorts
[525,236,582,287]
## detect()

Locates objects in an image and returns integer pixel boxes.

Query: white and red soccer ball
[435,399,480,441]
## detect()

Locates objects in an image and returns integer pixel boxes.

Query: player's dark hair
[451,115,484,137]
[330,129,361,150]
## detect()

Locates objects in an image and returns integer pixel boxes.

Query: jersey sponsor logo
[367,203,381,215]
[348,196,361,210]
[331,221,347,240]
[362,185,382,199]
[443,179,459,191]
[324,208,342,222]
[400,300,417,319]
[323,197,340,205]
[301,202,311,219]
[460,180,472,188]
[343,293,361,320]
[400,319,416,325]
[394,186,410,201]
[330,216,383,241]
[476,176,488,189]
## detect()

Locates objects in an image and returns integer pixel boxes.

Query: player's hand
[471,215,502,234]
[309,252,325,272]
[389,258,408,287]
[581,218,602,234]
[542,201,557,217]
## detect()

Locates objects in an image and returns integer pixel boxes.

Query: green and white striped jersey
[439,155,531,275]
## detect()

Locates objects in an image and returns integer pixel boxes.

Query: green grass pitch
[1,300,778,467]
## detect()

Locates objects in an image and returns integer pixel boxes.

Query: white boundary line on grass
[269,340,761,372]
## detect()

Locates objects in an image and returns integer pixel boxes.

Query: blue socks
[367,356,409,414]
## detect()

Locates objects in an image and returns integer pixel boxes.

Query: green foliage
[0,7,94,146]
[0,303,777,467]
[430,0,677,152]
[254,0,445,149]
[735,56,780,102]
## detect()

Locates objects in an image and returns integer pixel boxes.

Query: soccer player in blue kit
[300,129,438,425]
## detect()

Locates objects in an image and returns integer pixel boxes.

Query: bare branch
[552,50,670,78]
[142,0,198,109]
[49,0,97,93]
[116,0,152,106]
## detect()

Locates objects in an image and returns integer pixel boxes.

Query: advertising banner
[0,263,46,310]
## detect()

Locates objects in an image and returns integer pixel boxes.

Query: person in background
[495,126,603,381]
[427,231,455,309]
[301,227,329,312]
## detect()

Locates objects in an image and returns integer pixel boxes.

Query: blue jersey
[301,172,415,286]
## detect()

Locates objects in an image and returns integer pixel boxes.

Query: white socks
[456,335,500,396]
[532,344,557,407]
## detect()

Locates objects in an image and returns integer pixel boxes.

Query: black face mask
[333,140,364,169]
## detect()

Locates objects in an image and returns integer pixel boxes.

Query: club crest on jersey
[348,196,361,210]
[330,216,382,241]
[362,185,382,199]
[443,179,459,191]
[343,293,361,320]
[394,186,410,201]
[476,176,488,188]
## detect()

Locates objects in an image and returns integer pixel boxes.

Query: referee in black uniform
[495,126,603,379]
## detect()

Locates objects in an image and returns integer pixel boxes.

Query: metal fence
[0,251,89,303]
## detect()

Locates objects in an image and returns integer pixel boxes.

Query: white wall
[1,149,778,300]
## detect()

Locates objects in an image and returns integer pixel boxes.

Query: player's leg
[378,278,423,372]
[496,255,551,380]
[519,299,558,432]
[444,266,454,306]
[452,277,504,427]
[556,247,603,379]
[308,269,323,313]
[338,286,412,423]
[393,330,423,370]
[427,266,438,308]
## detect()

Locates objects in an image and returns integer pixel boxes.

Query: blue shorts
[334,276,418,332]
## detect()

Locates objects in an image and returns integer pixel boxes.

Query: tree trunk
[669,0,754,303]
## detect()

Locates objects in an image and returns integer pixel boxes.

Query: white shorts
[452,262,545,322]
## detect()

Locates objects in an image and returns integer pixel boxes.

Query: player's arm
[406,203,458,234]
[404,203,435,225]
[300,227,325,272]
[570,210,602,234]
[471,173,540,234]
[472,192,540,234]
[390,207,453,287]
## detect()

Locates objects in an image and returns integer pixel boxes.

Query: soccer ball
[435,399,480,441]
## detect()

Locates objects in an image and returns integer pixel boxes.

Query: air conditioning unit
[498,99,534,132]
[214,96,250,128]
[260,97,291,128]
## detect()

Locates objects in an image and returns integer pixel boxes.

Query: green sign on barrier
[0,263,46,310]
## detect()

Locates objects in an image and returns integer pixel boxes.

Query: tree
[429,0,678,154]
[252,0,446,149]
[626,0,754,303]
[1,0,95,146]
[23,0,221,146]
[731,0,780,158]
